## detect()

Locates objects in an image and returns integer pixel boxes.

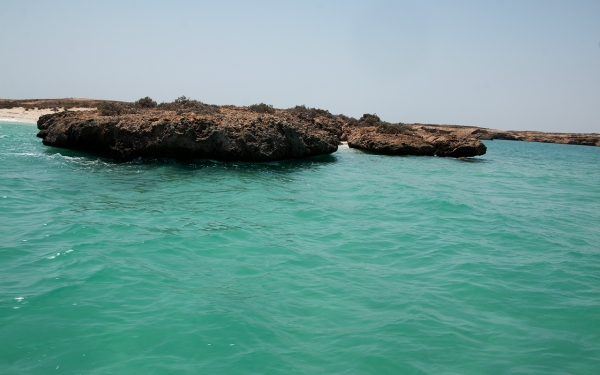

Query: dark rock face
[346,124,487,157]
[36,106,493,162]
[37,108,343,162]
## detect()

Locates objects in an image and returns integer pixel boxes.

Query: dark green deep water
[1,122,600,374]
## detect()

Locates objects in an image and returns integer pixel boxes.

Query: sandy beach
[0,107,95,124]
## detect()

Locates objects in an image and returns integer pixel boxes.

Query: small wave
[45,152,112,167]
[0,118,36,124]
[10,152,43,157]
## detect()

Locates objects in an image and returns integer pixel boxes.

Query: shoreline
[2,99,598,148]
[0,107,94,124]
[0,118,36,124]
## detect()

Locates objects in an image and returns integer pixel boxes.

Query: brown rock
[346,121,487,157]
[37,107,343,162]
[482,130,600,146]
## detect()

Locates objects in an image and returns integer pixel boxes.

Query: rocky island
[33,97,487,161]
[343,115,486,157]
[2,97,597,161]
[36,100,344,162]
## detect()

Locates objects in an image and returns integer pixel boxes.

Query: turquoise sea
[1,122,600,374]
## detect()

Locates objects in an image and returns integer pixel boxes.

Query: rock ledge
[37,107,343,162]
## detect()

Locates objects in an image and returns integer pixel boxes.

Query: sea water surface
[1,122,600,374]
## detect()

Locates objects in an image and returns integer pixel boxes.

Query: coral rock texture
[37,107,343,162]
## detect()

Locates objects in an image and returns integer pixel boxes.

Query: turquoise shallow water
[1,122,600,374]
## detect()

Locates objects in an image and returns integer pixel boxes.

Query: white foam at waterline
[12,152,44,157]
[0,118,36,124]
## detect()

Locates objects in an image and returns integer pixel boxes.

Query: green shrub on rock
[249,103,276,114]
[98,103,124,116]
[158,96,220,115]
[290,105,333,119]
[357,114,381,127]
[135,96,157,108]
[376,122,414,135]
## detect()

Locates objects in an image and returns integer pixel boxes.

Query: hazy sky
[1,0,599,132]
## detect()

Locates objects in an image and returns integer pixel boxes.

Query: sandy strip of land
[0,107,95,124]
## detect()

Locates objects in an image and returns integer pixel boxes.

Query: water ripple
[1,124,600,374]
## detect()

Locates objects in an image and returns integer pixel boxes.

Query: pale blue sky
[1,0,599,132]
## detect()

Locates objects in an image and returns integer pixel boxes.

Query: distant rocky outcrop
[470,128,600,146]
[343,115,487,157]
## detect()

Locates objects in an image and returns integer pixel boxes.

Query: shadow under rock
[43,147,339,173]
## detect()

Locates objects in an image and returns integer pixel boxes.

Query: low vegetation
[157,96,220,115]
[376,122,414,136]
[2,97,415,131]
[98,102,125,116]
[95,96,220,116]
[289,105,334,119]
[248,103,276,114]
[351,113,413,135]
[135,96,157,108]
[356,113,381,127]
